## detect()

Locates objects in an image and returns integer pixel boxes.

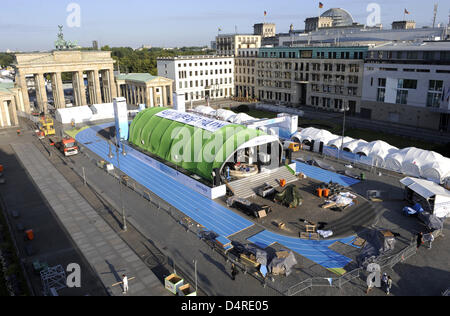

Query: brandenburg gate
[13,50,118,114]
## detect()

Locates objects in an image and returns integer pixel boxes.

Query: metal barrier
[286,242,417,296]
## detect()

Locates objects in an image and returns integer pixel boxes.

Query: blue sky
[1,0,449,51]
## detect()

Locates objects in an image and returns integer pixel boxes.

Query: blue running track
[295,162,360,187]
[77,124,358,269]
[248,231,357,269]
[76,124,253,238]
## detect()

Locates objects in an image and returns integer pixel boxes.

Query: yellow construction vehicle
[37,117,56,138]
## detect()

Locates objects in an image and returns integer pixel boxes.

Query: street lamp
[339,105,350,159]
[109,136,128,232]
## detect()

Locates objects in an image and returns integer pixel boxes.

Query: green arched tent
[129,107,278,181]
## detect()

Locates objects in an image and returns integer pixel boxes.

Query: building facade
[361,42,450,131]
[253,23,276,38]
[157,55,235,104]
[252,46,367,113]
[215,34,262,56]
[115,73,174,108]
[0,82,20,128]
[235,48,258,99]
[13,50,117,114]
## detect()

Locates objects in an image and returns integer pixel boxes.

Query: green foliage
[0,53,14,68]
[236,104,250,113]
[101,46,214,75]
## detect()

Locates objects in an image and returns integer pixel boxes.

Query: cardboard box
[165,273,184,295]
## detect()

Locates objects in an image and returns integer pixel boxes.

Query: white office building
[361,42,450,132]
[157,55,235,104]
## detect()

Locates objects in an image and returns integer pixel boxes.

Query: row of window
[176,60,233,68]
[178,78,233,89]
[184,88,234,101]
[178,68,233,78]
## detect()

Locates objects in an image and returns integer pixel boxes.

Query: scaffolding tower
[40,265,67,296]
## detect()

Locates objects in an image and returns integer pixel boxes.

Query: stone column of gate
[100,70,110,103]
[148,86,154,107]
[153,87,158,107]
[93,69,102,104]
[76,71,87,106]
[87,71,95,105]
[35,73,48,114]
[71,72,80,107]
[0,99,7,127]
[162,85,167,107]
[108,68,118,100]
[9,97,19,126]
[145,86,151,108]
[169,84,173,106]
[16,72,30,113]
[55,72,66,109]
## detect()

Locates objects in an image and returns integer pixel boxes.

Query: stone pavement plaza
[11,142,168,296]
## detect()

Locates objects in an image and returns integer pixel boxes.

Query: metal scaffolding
[40,265,67,296]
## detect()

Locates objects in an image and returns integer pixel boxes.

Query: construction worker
[16,129,21,136]
[122,274,129,294]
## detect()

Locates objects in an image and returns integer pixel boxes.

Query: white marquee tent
[355,141,399,167]
[215,109,236,122]
[231,113,255,124]
[421,157,450,184]
[402,148,444,178]
[327,136,354,149]
[343,139,368,153]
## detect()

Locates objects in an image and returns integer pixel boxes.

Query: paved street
[11,141,167,296]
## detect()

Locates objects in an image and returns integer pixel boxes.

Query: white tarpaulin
[91,103,115,121]
[56,106,93,124]
[400,177,450,218]
[194,106,216,116]
[385,152,404,172]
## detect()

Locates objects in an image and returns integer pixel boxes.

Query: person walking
[122,274,129,294]
[231,263,238,281]
[416,232,423,249]
[381,273,388,292]
[386,276,393,295]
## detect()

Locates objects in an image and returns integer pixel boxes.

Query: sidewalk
[11,142,168,296]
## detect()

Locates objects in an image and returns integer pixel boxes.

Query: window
[396,90,408,104]
[427,80,444,108]
[377,88,386,102]
[397,79,417,89]
[378,78,386,87]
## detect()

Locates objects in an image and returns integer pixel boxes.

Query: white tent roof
[194,106,216,116]
[343,139,368,153]
[297,127,321,142]
[421,157,450,184]
[355,141,399,167]
[231,113,255,124]
[215,109,236,121]
[401,148,444,178]
[327,136,354,148]
[385,152,405,172]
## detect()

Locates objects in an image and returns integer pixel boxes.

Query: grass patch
[64,126,90,139]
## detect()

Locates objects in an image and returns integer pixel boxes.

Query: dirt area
[220,177,377,239]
